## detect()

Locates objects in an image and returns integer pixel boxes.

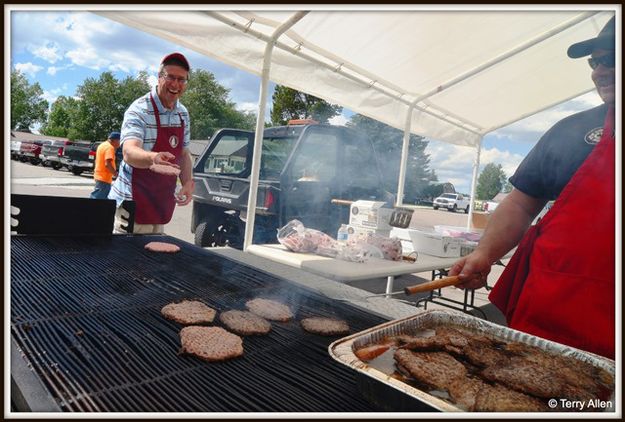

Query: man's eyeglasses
[588,53,615,70]
[160,73,189,84]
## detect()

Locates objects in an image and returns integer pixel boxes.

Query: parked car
[61,141,100,175]
[10,140,22,160]
[191,121,392,248]
[39,139,73,170]
[433,193,470,213]
[18,140,51,165]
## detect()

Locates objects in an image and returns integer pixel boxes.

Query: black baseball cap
[567,16,615,58]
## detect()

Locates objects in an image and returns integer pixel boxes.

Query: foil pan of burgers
[329,309,615,413]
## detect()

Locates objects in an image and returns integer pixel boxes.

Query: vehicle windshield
[440,193,458,199]
[260,135,298,180]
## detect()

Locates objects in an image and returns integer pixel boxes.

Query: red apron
[489,108,615,359]
[132,94,184,225]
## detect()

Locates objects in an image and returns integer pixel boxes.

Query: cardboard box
[349,200,393,231]
[393,228,462,257]
[347,224,391,239]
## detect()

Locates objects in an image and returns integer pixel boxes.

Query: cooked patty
[219,310,271,335]
[179,326,243,362]
[245,298,293,321]
[473,383,548,412]
[447,376,485,411]
[481,356,565,398]
[300,317,350,336]
[145,241,181,253]
[393,349,466,391]
[161,300,217,325]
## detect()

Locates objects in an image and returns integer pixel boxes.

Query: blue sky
[9,9,604,195]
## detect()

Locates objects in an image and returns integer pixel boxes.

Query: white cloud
[14,62,44,77]
[328,114,348,126]
[236,102,258,113]
[31,42,62,63]
[426,140,525,194]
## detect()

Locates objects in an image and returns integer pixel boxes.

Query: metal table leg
[385,275,395,298]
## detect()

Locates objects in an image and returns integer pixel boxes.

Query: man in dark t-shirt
[448,16,616,358]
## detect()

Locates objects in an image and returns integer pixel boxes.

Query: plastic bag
[277,220,338,254]
[334,232,402,263]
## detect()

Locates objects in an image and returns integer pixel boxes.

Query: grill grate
[11,235,387,412]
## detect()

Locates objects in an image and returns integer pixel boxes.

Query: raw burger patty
[300,317,350,336]
[180,326,243,362]
[220,310,272,335]
[245,298,293,321]
[149,163,181,176]
[145,241,181,253]
[161,300,217,324]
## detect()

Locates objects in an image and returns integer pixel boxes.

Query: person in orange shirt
[90,131,121,199]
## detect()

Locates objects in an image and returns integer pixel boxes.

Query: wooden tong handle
[404,276,462,295]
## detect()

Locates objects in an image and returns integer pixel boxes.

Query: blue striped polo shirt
[108,87,190,205]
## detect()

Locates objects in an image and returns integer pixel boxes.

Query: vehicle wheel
[433,206,439,210]
[52,162,63,170]
[195,218,228,247]
[464,205,470,214]
[71,167,83,176]
[448,204,457,212]
[30,158,41,165]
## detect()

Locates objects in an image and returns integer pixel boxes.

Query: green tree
[182,69,256,139]
[476,162,508,200]
[270,85,342,125]
[40,96,80,138]
[347,114,437,203]
[73,72,124,141]
[11,70,48,131]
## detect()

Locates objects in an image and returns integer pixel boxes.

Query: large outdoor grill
[10,234,390,412]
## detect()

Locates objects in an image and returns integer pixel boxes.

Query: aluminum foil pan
[329,309,615,413]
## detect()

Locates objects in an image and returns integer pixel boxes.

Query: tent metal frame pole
[243,11,309,251]
[467,136,484,230]
[396,104,416,207]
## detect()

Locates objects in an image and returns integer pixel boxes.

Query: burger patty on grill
[179,326,243,362]
[245,298,293,321]
[219,310,272,335]
[300,317,350,336]
[161,300,217,325]
[145,241,181,253]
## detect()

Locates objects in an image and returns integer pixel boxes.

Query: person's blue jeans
[90,180,112,199]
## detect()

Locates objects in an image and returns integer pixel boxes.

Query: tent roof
[96,9,615,147]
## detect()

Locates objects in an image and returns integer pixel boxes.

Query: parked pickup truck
[61,141,100,175]
[40,140,73,170]
[191,121,392,248]
[18,140,51,165]
[433,192,471,213]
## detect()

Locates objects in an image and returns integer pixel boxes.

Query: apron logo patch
[584,127,603,145]
[169,135,179,148]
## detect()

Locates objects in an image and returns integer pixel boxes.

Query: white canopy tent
[96,8,616,249]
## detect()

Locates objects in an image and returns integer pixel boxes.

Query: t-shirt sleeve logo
[585,127,603,145]
[169,135,179,148]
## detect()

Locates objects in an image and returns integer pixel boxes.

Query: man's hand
[447,248,493,289]
[175,179,195,206]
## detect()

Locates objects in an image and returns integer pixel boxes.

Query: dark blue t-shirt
[510,103,609,200]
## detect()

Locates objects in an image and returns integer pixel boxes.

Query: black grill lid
[11,235,388,412]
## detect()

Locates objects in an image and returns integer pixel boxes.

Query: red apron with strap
[489,108,615,359]
[132,94,184,225]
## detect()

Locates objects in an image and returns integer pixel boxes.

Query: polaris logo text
[212,196,232,204]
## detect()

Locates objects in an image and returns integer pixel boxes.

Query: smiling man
[109,52,195,234]
[449,16,616,359]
